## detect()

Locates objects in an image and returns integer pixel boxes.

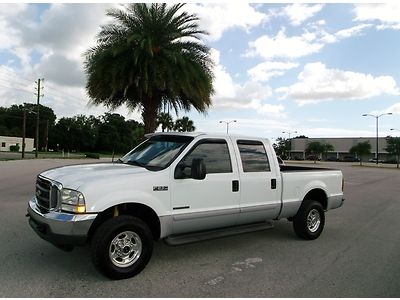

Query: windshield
[120,135,194,170]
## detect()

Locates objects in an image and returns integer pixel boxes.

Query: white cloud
[335,24,373,39]
[185,3,267,41]
[282,4,324,26]
[0,4,115,84]
[246,20,373,61]
[354,3,400,30]
[377,102,400,116]
[35,54,85,87]
[276,62,400,105]
[246,28,324,60]
[210,48,284,116]
[248,61,299,82]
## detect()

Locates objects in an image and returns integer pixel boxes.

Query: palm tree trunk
[142,98,159,133]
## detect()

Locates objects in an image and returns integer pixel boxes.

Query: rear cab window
[236,140,271,172]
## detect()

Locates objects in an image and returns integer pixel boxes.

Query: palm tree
[350,141,371,166]
[157,112,174,132]
[322,143,334,160]
[385,137,400,168]
[174,116,195,132]
[305,141,324,164]
[84,3,214,133]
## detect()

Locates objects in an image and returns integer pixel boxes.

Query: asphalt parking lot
[0,159,399,297]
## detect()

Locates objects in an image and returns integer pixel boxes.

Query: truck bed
[280,165,337,172]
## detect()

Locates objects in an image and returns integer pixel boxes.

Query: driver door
[170,138,240,234]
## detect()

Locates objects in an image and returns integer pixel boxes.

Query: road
[0,159,399,297]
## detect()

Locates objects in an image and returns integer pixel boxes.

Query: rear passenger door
[233,139,281,224]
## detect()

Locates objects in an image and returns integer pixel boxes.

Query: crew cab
[27,132,344,279]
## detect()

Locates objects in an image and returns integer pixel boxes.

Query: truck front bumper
[27,198,97,247]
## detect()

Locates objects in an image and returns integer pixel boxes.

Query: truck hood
[40,163,150,190]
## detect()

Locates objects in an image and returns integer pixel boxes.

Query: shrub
[9,145,20,152]
[85,152,100,159]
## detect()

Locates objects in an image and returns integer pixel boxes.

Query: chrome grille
[36,176,59,211]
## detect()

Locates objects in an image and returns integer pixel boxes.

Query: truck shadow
[20,220,298,283]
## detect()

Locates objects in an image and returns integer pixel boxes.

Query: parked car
[343,156,360,162]
[368,158,384,163]
[326,157,339,162]
[307,155,321,161]
[27,132,344,279]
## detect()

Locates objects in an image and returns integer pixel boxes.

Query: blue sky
[1,3,400,141]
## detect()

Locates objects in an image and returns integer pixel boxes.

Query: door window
[180,139,232,176]
[237,140,270,172]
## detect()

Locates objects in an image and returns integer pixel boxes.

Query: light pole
[362,113,392,164]
[219,120,237,134]
[391,128,400,133]
[282,130,297,160]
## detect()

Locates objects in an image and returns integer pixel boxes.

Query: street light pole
[282,130,297,160]
[219,120,237,134]
[22,109,26,159]
[362,112,392,164]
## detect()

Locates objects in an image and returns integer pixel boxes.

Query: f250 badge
[153,186,168,191]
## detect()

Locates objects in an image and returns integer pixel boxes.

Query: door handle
[271,178,277,189]
[232,180,239,192]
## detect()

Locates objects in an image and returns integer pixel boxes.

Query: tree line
[0,103,195,154]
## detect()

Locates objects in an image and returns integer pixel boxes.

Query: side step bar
[164,221,274,246]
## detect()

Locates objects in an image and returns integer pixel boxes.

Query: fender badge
[153,186,168,191]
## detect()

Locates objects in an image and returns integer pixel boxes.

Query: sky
[1,2,400,141]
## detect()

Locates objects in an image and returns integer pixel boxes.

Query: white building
[291,137,389,160]
[0,136,34,152]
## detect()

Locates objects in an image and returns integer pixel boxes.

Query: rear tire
[293,200,325,240]
[91,216,153,279]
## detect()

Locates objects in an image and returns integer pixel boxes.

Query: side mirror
[191,158,206,180]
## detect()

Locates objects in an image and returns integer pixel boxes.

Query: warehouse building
[0,136,34,152]
[291,137,389,161]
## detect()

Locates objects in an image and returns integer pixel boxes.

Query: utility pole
[34,78,44,158]
[22,109,26,159]
[45,119,49,152]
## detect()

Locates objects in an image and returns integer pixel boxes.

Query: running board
[164,221,274,246]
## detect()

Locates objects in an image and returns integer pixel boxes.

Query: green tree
[385,136,400,168]
[349,141,371,166]
[0,103,56,151]
[97,113,144,153]
[157,112,174,132]
[273,137,290,159]
[322,143,335,160]
[174,116,196,132]
[84,3,214,133]
[305,141,325,163]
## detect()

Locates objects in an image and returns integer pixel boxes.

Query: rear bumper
[27,198,97,247]
[327,194,345,210]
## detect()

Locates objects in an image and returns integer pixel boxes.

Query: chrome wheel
[307,209,321,233]
[109,231,142,268]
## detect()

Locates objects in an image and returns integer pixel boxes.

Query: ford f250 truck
[27,132,344,279]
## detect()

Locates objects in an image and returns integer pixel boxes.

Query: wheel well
[304,189,327,210]
[88,203,161,241]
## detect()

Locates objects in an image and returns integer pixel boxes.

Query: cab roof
[145,131,269,142]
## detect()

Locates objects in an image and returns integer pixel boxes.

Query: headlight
[61,188,86,213]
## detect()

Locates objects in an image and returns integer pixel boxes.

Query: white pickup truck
[27,132,344,279]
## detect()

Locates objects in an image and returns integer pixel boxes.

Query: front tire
[91,216,153,279]
[293,200,325,240]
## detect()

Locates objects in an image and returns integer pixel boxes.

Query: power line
[0,82,33,95]
[0,69,36,86]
